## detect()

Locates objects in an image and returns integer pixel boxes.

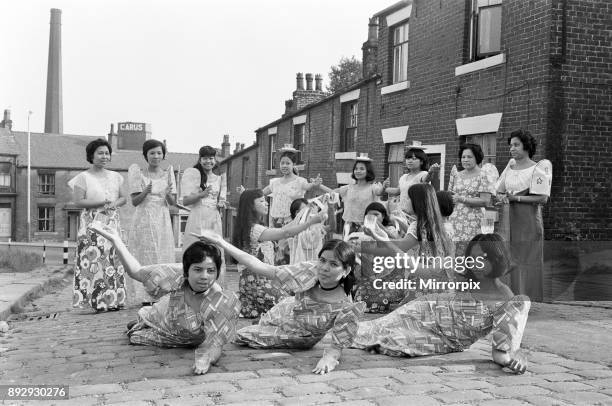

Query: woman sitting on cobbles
[88,223,240,375]
[194,230,365,375]
[351,233,531,374]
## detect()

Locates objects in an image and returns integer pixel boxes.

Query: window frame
[386,142,405,188]
[37,206,55,232]
[0,162,12,191]
[470,0,502,61]
[340,101,358,152]
[465,132,497,165]
[391,20,409,84]
[268,133,277,170]
[38,172,56,195]
[241,156,250,186]
[293,124,306,164]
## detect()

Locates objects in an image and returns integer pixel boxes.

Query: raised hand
[88,222,119,242]
[428,163,440,173]
[382,177,391,189]
[191,230,223,246]
[236,185,246,194]
[310,173,323,186]
[144,181,153,195]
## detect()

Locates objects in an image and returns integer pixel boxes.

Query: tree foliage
[326,56,362,94]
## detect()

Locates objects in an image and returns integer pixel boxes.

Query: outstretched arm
[259,211,327,242]
[88,224,146,283]
[192,231,277,279]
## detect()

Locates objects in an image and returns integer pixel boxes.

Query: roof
[218,143,258,165]
[373,0,411,18]
[10,131,199,171]
[0,127,20,156]
[254,76,379,134]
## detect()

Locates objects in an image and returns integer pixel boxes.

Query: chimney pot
[296,73,304,90]
[315,74,323,91]
[305,73,313,91]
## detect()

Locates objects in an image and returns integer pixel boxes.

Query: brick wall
[545,0,612,240]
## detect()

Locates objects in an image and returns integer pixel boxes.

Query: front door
[66,212,80,241]
[0,205,11,239]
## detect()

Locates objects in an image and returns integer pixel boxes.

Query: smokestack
[305,73,313,91]
[296,73,304,91]
[315,74,323,92]
[44,8,63,134]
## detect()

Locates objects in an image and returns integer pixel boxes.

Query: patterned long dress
[496,160,552,301]
[126,164,177,305]
[69,170,126,311]
[236,261,366,352]
[127,263,240,365]
[180,169,226,250]
[238,224,286,318]
[351,293,530,357]
[448,167,493,254]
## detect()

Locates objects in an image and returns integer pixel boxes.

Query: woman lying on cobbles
[193,230,365,375]
[351,233,531,374]
[88,223,240,375]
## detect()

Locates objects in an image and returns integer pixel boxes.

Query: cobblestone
[0,279,610,405]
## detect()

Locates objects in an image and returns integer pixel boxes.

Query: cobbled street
[1,271,612,406]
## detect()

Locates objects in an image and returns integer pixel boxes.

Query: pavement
[1,268,612,405]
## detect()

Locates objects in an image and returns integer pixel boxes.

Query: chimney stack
[234,142,241,154]
[107,124,118,149]
[362,17,379,79]
[315,74,323,91]
[221,134,231,157]
[240,143,245,151]
[44,8,63,134]
[0,109,12,130]
[305,73,313,91]
[296,73,304,90]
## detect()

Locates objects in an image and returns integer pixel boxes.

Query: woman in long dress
[351,233,531,375]
[69,138,127,311]
[126,139,177,305]
[448,143,493,254]
[495,129,552,301]
[88,223,240,375]
[181,146,227,278]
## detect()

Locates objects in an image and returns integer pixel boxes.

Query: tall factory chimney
[44,8,63,134]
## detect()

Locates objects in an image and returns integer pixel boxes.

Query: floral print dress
[69,170,126,311]
[236,261,365,351]
[448,167,493,254]
[238,224,286,318]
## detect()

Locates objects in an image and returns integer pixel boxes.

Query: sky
[0,0,386,153]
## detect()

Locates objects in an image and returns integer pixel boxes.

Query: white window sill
[455,53,505,76]
[265,169,277,176]
[335,152,357,160]
[381,81,410,95]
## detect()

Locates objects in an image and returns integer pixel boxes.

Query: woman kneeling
[195,230,365,375]
[89,224,240,375]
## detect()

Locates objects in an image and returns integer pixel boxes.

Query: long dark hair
[290,198,309,220]
[318,239,356,296]
[464,233,513,280]
[194,145,217,190]
[407,183,453,257]
[233,189,264,251]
